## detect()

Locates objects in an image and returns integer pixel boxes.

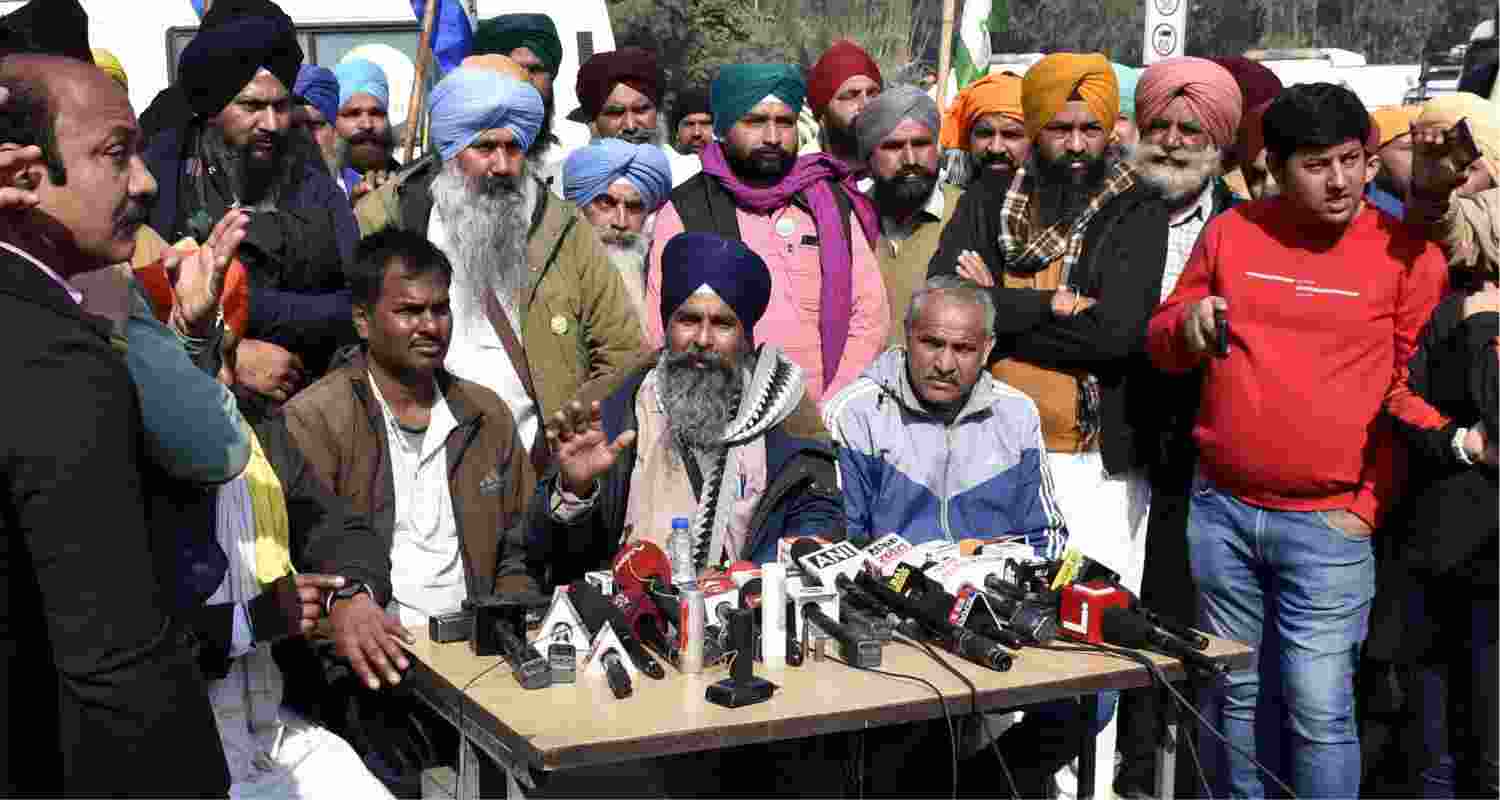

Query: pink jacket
[646,200,890,405]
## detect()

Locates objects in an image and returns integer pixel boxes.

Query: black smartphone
[1451,118,1482,173]
[1214,312,1229,358]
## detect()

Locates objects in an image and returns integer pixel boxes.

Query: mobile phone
[1214,311,1229,358]
[1450,118,1482,173]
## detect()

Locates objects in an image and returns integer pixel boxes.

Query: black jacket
[525,363,844,587]
[1367,297,1498,664]
[0,248,229,796]
[928,174,1171,474]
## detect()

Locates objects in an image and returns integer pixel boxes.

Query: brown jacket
[355,156,645,420]
[282,351,538,596]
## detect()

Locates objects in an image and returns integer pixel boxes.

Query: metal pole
[403,0,439,164]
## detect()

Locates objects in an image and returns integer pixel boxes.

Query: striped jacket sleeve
[823,387,878,546]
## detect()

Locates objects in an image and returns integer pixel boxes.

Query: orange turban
[939,71,1023,150]
[460,53,531,83]
[1021,53,1118,140]
[1369,106,1419,150]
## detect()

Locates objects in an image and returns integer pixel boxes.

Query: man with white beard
[1115,55,1245,799]
[356,58,644,472]
[562,139,673,331]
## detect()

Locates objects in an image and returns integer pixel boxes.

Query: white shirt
[427,206,541,454]
[1160,180,1217,303]
[366,373,466,628]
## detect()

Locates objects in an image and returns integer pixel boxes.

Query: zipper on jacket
[939,422,957,541]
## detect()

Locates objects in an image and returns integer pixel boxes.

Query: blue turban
[710,64,806,138]
[1112,63,1142,119]
[562,140,673,212]
[660,233,773,334]
[334,57,390,111]
[429,66,545,162]
[294,64,339,123]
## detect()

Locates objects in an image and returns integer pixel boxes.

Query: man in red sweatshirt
[1147,83,1455,799]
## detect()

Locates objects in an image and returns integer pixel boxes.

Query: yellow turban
[459,53,531,84]
[940,71,1024,150]
[1369,106,1420,150]
[1418,92,1500,182]
[1021,53,1118,141]
[92,47,127,92]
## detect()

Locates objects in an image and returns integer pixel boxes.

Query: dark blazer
[928,173,1172,475]
[0,247,229,796]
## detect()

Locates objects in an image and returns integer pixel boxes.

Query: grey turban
[854,85,941,163]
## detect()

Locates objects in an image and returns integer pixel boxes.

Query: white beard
[431,160,535,322]
[1132,142,1224,210]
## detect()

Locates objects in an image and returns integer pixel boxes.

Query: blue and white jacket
[823,348,1068,558]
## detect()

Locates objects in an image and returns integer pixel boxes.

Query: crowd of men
[1,0,1496,797]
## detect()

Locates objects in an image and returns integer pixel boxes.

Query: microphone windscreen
[958,538,983,557]
[1099,607,1152,649]
[615,586,663,640]
[612,541,672,594]
[789,538,820,567]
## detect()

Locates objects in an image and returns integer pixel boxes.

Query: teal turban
[1112,63,1142,119]
[472,13,562,76]
[710,64,806,138]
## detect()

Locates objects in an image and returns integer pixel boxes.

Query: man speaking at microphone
[528,232,842,586]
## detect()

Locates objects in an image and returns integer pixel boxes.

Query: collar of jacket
[0,246,109,338]
[867,346,998,426]
[337,348,484,433]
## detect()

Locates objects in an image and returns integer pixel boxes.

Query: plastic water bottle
[668,517,695,588]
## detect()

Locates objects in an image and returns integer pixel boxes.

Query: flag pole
[402,0,439,163]
[936,0,957,111]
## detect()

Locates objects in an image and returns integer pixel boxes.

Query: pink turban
[1134,57,1243,148]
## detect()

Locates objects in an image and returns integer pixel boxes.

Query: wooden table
[402,631,1252,799]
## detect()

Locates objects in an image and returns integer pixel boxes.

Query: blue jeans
[1187,481,1375,799]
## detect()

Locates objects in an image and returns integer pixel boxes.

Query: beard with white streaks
[1132,141,1224,211]
[431,158,533,321]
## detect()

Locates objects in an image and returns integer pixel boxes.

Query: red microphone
[612,540,672,594]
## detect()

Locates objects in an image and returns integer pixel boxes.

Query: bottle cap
[672,517,690,530]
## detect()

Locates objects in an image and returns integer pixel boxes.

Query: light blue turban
[293,64,339,123]
[334,57,390,111]
[710,64,806,138]
[562,139,673,212]
[429,66,545,162]
[1111,63,1142,120]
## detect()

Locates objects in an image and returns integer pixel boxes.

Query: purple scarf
[699,142,879,386]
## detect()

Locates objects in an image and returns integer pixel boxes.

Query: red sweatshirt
[1147,199,1449,527]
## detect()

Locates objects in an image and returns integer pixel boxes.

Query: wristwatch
[324,581,373,616]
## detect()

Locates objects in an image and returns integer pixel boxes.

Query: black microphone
[803,604,882,668]
[599,649,633,698]
[894,567,1028,650]
[790,538,824,585]
[1099,607,1227,676]
[495,622,553,689]
[568,580,666,679]
[1139,608,1210,651]
[852,572,1013,672]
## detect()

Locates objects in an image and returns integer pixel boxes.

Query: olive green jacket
[355,156,645,420]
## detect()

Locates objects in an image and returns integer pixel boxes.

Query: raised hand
[956,250,995,287]
[0,87,42,211]
[546,400,637,497]
[166,208,248,338]
[1410,124,1468,200]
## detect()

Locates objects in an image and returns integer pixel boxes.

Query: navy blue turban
[178,13,303,116]
[660,232,773,334]
[293,64,339,123]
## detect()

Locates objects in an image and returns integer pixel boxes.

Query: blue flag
[190,0,205,17]
[411,0,472,75]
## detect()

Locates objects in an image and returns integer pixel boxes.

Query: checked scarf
[998,158,1136,283]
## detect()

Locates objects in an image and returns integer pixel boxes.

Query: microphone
[568,580,666,679]
[803,604,882,668]
[851,572,1013,672]
[612,540,673,595]
[617,586,678,666]
[600,649,633,698]
[1139,608,1210,651]
[790,539,824,585]
[495,622,553,689]
[892,565,1027,649]
[1099,607,1227,676]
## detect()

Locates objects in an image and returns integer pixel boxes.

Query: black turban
[670,87,711,132]
[0,0,90,63]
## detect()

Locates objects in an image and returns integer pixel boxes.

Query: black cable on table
[896,632,1021,800]
[1036,640,1295,799]
[827,654,958,800]
[454,658,508,794]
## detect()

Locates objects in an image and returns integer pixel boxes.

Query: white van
[0,0,613,158]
